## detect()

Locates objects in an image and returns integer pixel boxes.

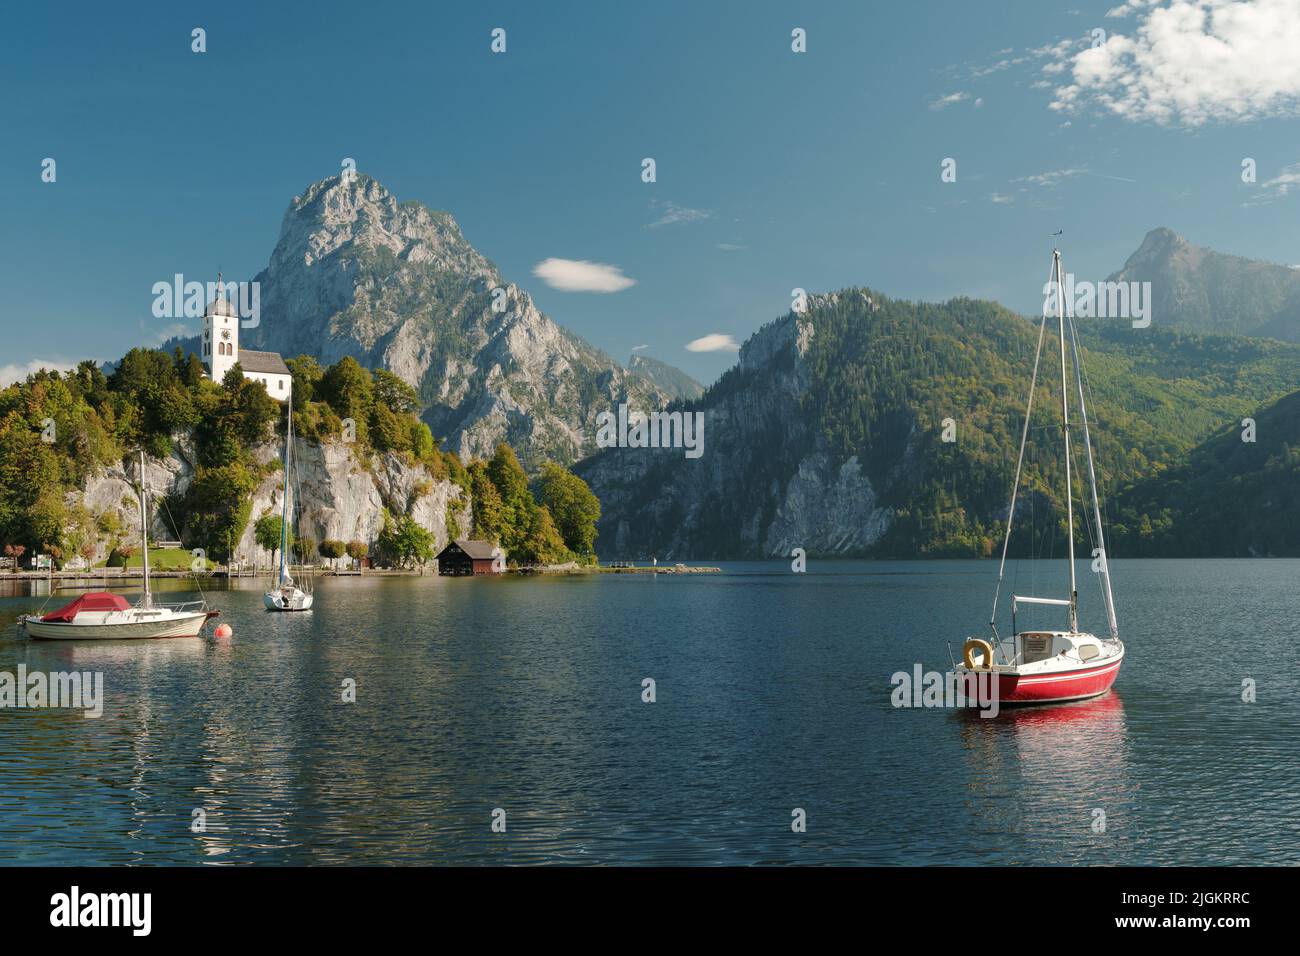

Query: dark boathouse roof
[442,539,498,560]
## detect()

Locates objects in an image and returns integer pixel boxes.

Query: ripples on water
[1,560,1297,865]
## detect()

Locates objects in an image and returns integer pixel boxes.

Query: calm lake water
[1,560,1297,866]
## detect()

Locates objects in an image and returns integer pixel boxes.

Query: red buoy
[214,623,233,639]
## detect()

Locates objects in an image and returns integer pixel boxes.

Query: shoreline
[0,564,723,582]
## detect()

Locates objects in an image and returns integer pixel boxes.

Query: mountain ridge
[577,288,1300,559]
[243,173,675,467]
[1109,227,1300,341]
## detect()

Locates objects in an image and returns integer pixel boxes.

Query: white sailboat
[955,246,1124,705]
[20,451,217,640]
[264,398,313,611]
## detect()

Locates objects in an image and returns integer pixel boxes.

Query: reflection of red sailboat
[955,247,1123,707]
[957,689,1132,864]
[992,687,1124,725]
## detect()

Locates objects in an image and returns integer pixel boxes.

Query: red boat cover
[42,592,131,622]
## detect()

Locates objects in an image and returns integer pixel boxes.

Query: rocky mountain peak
[246,173,668,465]
[1137,225,1185,252]
[281,174,490,277]
[1108,227,1300,340]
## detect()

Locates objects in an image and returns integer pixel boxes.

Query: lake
[1,559,1297,865]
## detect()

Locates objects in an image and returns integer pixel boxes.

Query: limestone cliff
[574,295,896,560]
[74,436,468,566]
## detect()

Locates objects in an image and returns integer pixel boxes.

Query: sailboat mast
[1067,308,1120,641]
[279,403,290,584]
[138,450,152,609]
[990,260,1054,634]
[1053,250,1078,633]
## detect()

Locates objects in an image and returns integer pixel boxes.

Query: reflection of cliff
[958,693,1134,863]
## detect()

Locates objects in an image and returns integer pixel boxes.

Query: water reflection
[958,692,1133,863]
[2,562,1298,864]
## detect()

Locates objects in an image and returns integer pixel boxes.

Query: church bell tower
[202,273,240,382]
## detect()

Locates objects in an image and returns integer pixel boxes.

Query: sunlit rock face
[576,302,895,560]
[245,173,668,466]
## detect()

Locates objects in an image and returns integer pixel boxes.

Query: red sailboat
[956,246,1124,706]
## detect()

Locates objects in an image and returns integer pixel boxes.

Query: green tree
[376,510,433,568]
[487,443,534,553]
[468,460,506,544]
[319,356,373,422]
[286,355,324,411]
[0,411,67,550]
[370,403,409,452]
[517,505,572,565]
[410,420,437,464]
[535,462,600,559]
[156,382,199,433]
[371,368,419,414]
[319,539,346,569]
[345,539,368,570]
[180,463,257,561]
[255,512,291,568]
[226,369,280,446]
[180,352,206,389]
[109,348,177,401]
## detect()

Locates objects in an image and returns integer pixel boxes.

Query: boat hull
[996,656,1122,705]
[264,590,313,611]
[23,611,210,640]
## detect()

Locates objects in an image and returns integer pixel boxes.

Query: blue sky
[3,0,1299,386]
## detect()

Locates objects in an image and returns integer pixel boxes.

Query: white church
[201,280,292,399]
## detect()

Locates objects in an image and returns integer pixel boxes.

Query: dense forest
[0,349,600,569]
[585,287,1300,560]
[1108,388,1300,556]
[800,291,1300,557]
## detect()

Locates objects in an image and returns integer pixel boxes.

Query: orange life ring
[962,637,994,670]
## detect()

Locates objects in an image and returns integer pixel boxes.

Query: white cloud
[1014,167,1090,187]
[685,333,740,353]
[647,200,712,228]
[1106,1,1159,16]
[1245,161,1300,205]
[0,359,79,388]
[990,192,1015,204]
[1050,0,1300,126]
[929,91,969,110]
[717,242,747,251]
[1014,166,1138,187]
[532,258,636,293]
[631,344,648,352]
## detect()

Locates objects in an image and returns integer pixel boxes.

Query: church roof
[205,293,239,318]
[239,350,290,375]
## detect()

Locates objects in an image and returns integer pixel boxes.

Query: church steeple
[202,271,240,382]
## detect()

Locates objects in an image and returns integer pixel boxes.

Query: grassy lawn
[96,548,216,571]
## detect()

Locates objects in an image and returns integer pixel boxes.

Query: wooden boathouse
[436,539,502,576]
